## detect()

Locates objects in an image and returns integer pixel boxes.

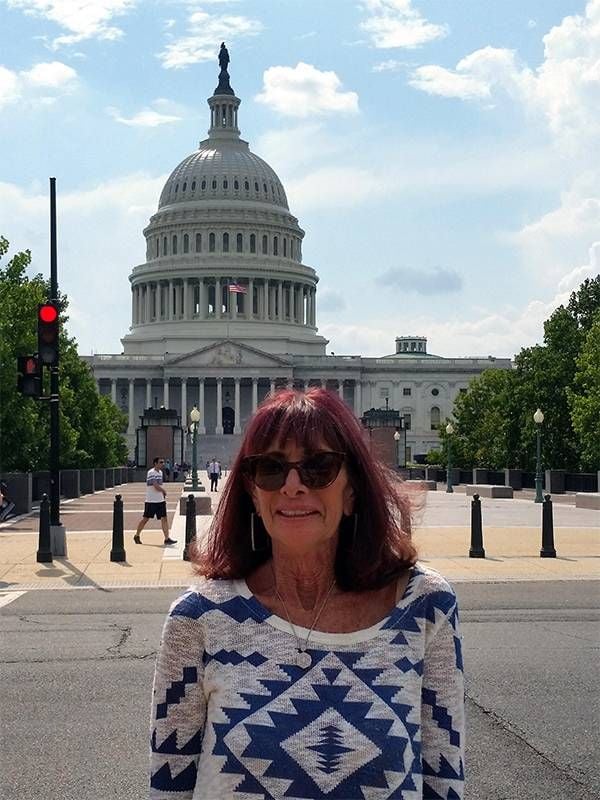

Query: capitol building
[86,47,511,465]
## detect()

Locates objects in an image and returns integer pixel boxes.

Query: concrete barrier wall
[472,468,489,484]
[60,470,80,498]
[94,469,105,491]
[32,471,51,501]
[80,469,95,494]
[505,469,523,490]
[1,472,32,514]
[545,469,566,494]
[105,468,114,488]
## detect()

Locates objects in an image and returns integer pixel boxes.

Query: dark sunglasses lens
[253,457,286,490]
[301,453,343,488]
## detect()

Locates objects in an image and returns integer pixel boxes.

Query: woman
[150,389,465,799]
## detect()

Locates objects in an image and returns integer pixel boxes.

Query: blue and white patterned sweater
[150,563,465,799]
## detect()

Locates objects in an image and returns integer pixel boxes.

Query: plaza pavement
[0,480,597,592]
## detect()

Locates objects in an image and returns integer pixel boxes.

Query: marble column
[252,378,258,413]
[248,278,254,318]
[215,378,223,434]
[127,378,135,433]
[146,379,152,410]
[198,379,206,434]
[215,278,221,319]
[234,378,241,434]
[264,280,269,320]
[145,284,151,323]
[111,379,117,404]
[163,379,169,409]
[354,381,362,417]
[181,379,187,424]
[131,289,136,326]
[270,379,275,395]
[168,280,173,320]
[278,282,283,321]
[338,380,344,400]
[199,279,205,319]
[182,279,188,320]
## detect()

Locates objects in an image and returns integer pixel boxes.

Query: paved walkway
[0,481,597,591]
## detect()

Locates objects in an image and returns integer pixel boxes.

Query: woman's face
[250,439,355,556]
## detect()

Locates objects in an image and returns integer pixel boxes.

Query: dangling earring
[251,512,258,552]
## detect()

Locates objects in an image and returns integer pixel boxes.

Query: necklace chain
[272,569,336,658]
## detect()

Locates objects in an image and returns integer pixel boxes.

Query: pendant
[296,650,312,669]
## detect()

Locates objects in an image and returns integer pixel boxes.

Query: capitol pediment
[166,340,291,369]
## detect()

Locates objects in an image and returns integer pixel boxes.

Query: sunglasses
[241,451,346,491]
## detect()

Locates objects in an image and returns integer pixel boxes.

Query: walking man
[134,457,177,545]
[208,458,219,492]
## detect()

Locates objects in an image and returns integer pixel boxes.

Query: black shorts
[144,501,167,519]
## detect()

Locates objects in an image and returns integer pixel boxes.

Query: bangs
[243,391,348,456]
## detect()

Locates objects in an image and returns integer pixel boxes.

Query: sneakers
[133,535,141,544]
[163,538,177,545]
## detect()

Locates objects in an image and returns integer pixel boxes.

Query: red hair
[192,388,418,591]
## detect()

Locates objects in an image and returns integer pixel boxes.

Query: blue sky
[1,0,598,358]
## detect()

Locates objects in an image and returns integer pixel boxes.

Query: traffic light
[38,302,59,366]
[17,355,41,398]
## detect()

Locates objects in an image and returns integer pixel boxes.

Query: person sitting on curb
[134,457,177,545]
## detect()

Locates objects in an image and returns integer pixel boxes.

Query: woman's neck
[269,538,338,611]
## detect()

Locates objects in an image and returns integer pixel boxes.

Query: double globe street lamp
[445,422,455,493]
[534,407,544,503]
[189,405,201,492]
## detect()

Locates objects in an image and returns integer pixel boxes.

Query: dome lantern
[208,42,241,141]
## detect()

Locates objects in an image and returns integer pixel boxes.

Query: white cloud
[255,63,359,117]
[158,10,262,69]
[0,175,165,355]
[372,58,405,72]
[107,98,183,127]
[409,2,600,146]
[377,266,463,294]
[0,60,77,110]
[7,0,137,48]
[359,0,448,49]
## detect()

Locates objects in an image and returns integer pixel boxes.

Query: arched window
[201,179,206,190]
[430,407,441,430]
[162,237,167,256]
[244,179,249,191]
[263,182,267,194]
[290,239,294,259]
[223,232,229,252]
[283,238,287,257]
[191,180,196,191]
[212,179,217,190]
[175,183,178,193]
[155,238,159,258]
[254,181,259,192]
[209,233,215,252]
[273,236,278,256]
[236,233,243,253]
[234,179,239,190]
[183,233,189,253]
[223,179,228,190]
[182,182,187,192]
[195,233,202,252]
[250,233,256,253]
[172,235,177,255]
[262,234,268,254]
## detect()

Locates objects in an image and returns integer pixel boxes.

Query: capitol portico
[86,46,511,464]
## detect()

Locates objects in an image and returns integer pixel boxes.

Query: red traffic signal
[38,302,59,366]
[17,355,41,398]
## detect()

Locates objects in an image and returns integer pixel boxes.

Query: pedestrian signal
[17,355,41,398]
[38,302,59,366]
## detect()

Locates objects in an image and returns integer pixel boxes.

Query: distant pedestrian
[173,463,180,481]
[208,458,219,491]
[164,459,171,481]
[134,457,177,545]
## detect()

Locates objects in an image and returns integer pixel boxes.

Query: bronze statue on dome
[214,42,234,96]
[218,43,230,72]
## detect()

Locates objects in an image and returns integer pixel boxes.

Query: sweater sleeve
[150,592,207,799]
[421,599,466,799]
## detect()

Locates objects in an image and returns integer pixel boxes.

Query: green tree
[568,311,600,471]
[0,236,127,472]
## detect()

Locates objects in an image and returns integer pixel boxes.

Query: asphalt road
[1,581,598,800]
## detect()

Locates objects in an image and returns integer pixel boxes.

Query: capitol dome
[121,46,327,359]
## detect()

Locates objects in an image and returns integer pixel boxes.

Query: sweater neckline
[233,564,421,646]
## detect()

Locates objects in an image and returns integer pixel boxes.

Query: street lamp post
[190,405,201,492]
[393,430,401,470]
[446,422,455,493]
[534,408,544,503]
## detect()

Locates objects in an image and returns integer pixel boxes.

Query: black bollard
[110,494,126,562]
[469,493,486,558]
[183,494,197,562]
[36,493,53,563]
[540,493,557,558]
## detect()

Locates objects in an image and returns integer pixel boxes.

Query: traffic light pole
[49,178,66,555]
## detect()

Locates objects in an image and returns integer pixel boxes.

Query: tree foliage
[439,275,600,472]
[0,236,127,472]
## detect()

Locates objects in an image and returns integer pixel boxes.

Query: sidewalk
[0,482,597,591]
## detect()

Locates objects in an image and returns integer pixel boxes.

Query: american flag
[228,283,248,294]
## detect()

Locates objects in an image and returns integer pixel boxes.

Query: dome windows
[201,179,206,190]
[191,180,196,191]
[195,233,202,252]
[182,182,187,192]
[250,233,256,253]
[155,238,159,258]
[283,238,287,257]
[223,233,229,252]
[212,179,217,190]
[209,233,216,252]
[162,237,167,256]
[172,235,178,255]
[175,184,179,193]
[262,234,268,254]
[223,178,228,190]
[263,182,267,194]
[234,179,239,190]
[183,233,189,254]
[273,236,278,256]
[244,179,250,191]
[254,181,259,192]
[236,233,243,253]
